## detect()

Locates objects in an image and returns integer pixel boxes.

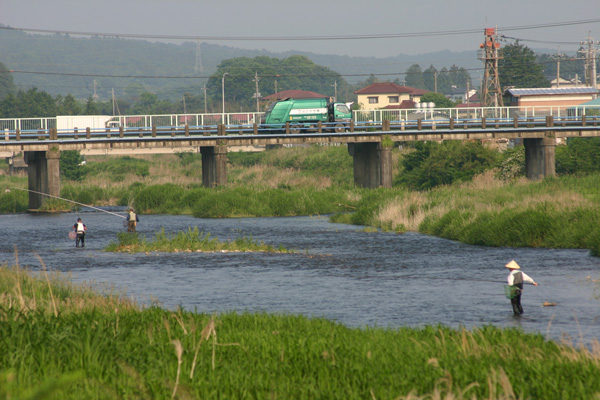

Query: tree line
[0,41,586,118]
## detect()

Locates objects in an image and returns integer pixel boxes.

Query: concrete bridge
[1,114,599,210]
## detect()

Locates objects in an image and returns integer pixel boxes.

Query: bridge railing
[352,105,600,123]
[3,114,600,144]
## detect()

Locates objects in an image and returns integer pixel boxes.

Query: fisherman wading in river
[127,208,139,233]
[73,217,87,248]
[505,260,538,315]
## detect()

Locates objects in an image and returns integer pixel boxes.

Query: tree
[60,150,85,181]
[499,42,550,88]
[405,64,425,89]
[420,92,455,108]
[423,65,437,92]
[396,141,498,190]
[56,94,82,115]
[0,62,16,100]
[206,56,346,112]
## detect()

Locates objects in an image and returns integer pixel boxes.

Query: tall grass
[1,265,599,399]
[105,227,293,253]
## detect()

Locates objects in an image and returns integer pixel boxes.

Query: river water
[1,211,598,346]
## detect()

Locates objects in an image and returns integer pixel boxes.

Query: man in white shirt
[506,260,538,315]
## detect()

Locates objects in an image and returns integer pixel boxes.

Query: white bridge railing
[1,106,599,133]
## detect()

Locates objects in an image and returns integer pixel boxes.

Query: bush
[396,141,498,190]
[60,150,85,181]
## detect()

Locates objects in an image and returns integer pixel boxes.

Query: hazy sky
[2,0,599,58]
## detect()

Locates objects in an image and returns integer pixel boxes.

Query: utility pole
[579,33,598,89]
[253,72,260,112]
[478,28,504,110]
[202,84,208,114]
[331,80,337,101]
[551,51,566,88]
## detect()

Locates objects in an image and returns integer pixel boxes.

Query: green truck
[261,98,352,133]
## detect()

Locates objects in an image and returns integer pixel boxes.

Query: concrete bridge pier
[201,145,228,187]
[23,149,61,210]
[348,142,392,188]
[523,138,556,179]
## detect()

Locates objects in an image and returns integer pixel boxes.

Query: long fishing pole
[9,187,126,219]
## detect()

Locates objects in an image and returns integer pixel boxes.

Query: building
[354,82,429,111]
[550,77,583,89]
[505,87,599,109]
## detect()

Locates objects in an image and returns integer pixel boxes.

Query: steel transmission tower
[479,28,504,109]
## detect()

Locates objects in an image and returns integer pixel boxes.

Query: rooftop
[506,87,599,97]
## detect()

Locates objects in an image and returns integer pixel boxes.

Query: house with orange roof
[354,82,429,111]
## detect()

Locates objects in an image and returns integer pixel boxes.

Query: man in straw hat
[506,260,538,315]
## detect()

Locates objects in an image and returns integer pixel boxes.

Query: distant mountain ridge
[0,26,483,101]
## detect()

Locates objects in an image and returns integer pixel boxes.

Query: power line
[1,18,599,41]
[8,68,487,80]
[500,35,583,45]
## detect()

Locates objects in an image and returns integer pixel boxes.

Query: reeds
[1,265,600,399]
[105,227,293,254]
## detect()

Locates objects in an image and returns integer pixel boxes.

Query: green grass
[104,227,294,253]
[1,265,599,399]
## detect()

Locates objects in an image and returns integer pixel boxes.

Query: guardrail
[2,115,599,144]
[2,105,599,134]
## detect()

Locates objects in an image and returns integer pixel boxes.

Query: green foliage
[0,187,28,213]
[192,187,346,218]
[175,151,202,166]
[420,203,600,249]
[207,55,348,111]
[396,141,498,190]
[2,266,600,399]
[405,64,425,88]
[60,150,85,181]
[105,227,291,253]
[60,184,116,206]
[0,61,16,100]
[0,88,58,118]
[84,157,150,180]
[420,92,456,108]
[133,183,186,213]
[496,146,525,180]
[499,42,550,88]
[556,137,600,175]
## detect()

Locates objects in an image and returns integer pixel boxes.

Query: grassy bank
[331,172,600,253]
[4,147,600,253]
[1,265,599,399]
[105,228,293,253]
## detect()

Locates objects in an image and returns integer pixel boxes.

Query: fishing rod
[9,187,127,219]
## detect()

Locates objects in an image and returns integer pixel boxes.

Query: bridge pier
[24,149,61,210]
[201,145,227,187]
[523,138,556,179]
[348,142,392,188]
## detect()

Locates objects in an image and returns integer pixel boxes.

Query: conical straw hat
[505,260,521,269]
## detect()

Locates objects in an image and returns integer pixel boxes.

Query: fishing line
[9,187,127,219]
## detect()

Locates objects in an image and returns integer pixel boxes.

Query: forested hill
[0,26,481,101]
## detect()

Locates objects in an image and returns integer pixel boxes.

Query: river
[1,211,598,346]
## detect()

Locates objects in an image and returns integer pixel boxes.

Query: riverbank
[3,148,600,253]
[1,264,599,399]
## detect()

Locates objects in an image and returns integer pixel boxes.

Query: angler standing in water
[73,217,87,248]
[506,260,538,315]
[127,208,139,233]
